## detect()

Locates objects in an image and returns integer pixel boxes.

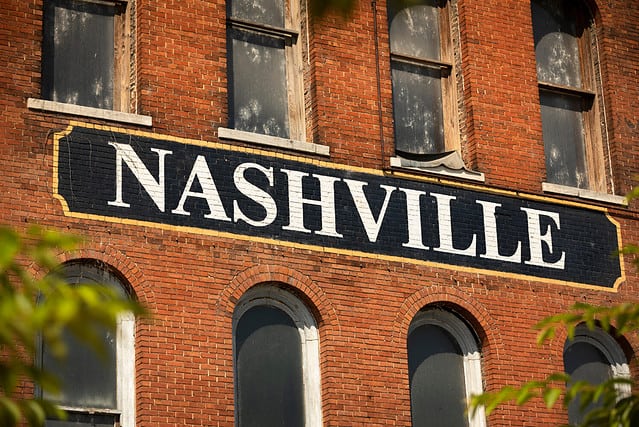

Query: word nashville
[55,126,622,287]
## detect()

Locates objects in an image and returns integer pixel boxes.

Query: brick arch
[217,264,340,333]
[52,244,155,310]
[392,284,503,362]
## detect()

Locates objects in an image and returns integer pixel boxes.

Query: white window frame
[232,285,322,427]
[409,308,486,427]
[40,263,137,427]
[566,325,631,398]
[532,0,611,194]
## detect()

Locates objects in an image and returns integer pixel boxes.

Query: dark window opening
[408,323,469,427]
[235,305,305,427]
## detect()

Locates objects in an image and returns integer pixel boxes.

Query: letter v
[343,179,396,243]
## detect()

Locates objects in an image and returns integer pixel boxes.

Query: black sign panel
[55,125,623,288]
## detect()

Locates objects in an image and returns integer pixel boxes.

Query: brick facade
[1,0,639,425]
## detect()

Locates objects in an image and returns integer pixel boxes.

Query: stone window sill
[542,182,627,206]
[218,127,330,157]
[27,98,152,127]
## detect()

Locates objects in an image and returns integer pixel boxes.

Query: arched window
[531,0,608,193]
[233,286,322,427]
[564,325,630,425]
[407,308,485,427]
[38,261,136,427]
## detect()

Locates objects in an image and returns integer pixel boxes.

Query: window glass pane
[408,324,468,427]
[392,61,444,155]
[235,305,304,427]
[42,0,115,109]
[230,29,290,139]
[540,90,588,188]
[532,0,582,87]
[45,412,117,427]
[564,341,611,425]
[231,0,284,28]
[388,0,440,60]
[40,263,126,412]
[42,327,117,409]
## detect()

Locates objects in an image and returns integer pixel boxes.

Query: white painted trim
[218,127,330,157]
[27,98,152,127]
[232,286,323,427]
[390,156,486,182]
[542,182,627,206]
[117,311,136,427]
[567,325,631,398]
[409,308,486,427]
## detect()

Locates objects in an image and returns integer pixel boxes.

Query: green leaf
[542,387,562,409]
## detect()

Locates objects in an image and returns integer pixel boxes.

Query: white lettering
[108,143,172,212]
[477,200,521,263]
[171,155,231,221]
[233,163,277,227]
[521,207,565,269]
[399,188,430,250]
[343,179,396,243]
[432,193,476,256]
[281,169,343,237]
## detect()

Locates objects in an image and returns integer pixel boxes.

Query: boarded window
[42,0,128,110]
[388,0,458,157]
[235,305,305,427]
[532,0,605,191]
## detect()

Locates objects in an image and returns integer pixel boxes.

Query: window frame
[532,0,608,193]
[565,324,631,395]
[226,0,306,142]
[40,0,133,113]
[232,285,322,427]
[387,0,461,158]
[408,308,486,427]
[37,262,136,427]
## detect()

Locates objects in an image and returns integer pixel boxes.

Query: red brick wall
[1,0,639,426]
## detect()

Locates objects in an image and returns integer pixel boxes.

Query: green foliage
[469,187,639,426]
[469,302,639,427]
[0,226,143,427]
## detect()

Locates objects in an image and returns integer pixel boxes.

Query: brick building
[2,0,639,425]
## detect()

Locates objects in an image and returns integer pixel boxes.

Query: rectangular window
[388,0,460,157]
[532,0,607,192]
[227,0,305,141]
[42,0,131,112]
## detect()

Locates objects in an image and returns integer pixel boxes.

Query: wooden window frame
[41,0,132,113]
[226,0,306,142]
[389,0,461,157]
[534,0,607,193]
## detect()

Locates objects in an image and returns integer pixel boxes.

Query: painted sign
[54,123,624,289]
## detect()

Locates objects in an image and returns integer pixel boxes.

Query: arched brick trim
[392,285,501,358]
[218,264,340,333]
[53,245,154,309]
